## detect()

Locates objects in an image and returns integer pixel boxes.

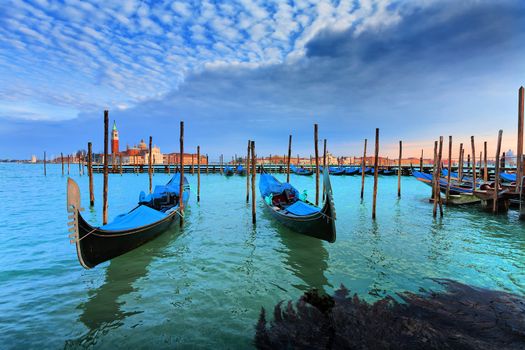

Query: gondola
[328,166,346,176]
[290,164,314,176]
[412,170,475,195]
[259,167,336,242]
[380,169,396,176]
[67,174,190,269]
[224,166,235,176]
[345,167,360,175]
[236,165,247,176]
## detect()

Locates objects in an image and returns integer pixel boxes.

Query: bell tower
[111,120,119,154]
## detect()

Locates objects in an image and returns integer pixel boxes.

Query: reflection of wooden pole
[372,129,379,219]
[61,152,64,176]
[471,136,476,191]
[102,110,109,225]
[88,142,94,207]
[246,140,250,203]
[314,124,319,206]
[446,136,452,202]
[286,135,292,183]
[361,139,367,200]
[197,146,201,202]
[43,151,46,176]
[517,87,524,192]
[148,136,153,193]
[251,141,256,224]
[493,130,503,213]
[179,121,185,226]
[397,140,402,198]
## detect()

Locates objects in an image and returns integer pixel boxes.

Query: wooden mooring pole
[179,121,185,226]
[251,141,256,224]
[437,137,444,217]
[148,136,153,193]
[471,136,476,191]
[419,149,423,171]
[517,86,524,192]
[372,128,379,219]
[286,135,292,183]
[314,124,320,206]
[79,154,82,176]
[323,139,327,169]
[246,140,250,203]
[360,139,367,200]
[397,140,402,198]
[458,143,464,180]
[493,130,503,213]
[61,153,64,176]
[43,151,46,176]
[432,141,437,199]
[88,142,94,206]
[197,146,201,202]
[483,141,488,183]
[206,154,209,175]
[67,154,70,175]
[220,154,223,175]
[446,136,452,202]
[102,110,109,225]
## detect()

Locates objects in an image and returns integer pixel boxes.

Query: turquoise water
[0,163,524,349]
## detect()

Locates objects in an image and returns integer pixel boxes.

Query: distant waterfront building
[30,155,37,163]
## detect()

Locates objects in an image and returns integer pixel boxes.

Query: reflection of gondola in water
[270,222,331,295]
[65,225,182,348]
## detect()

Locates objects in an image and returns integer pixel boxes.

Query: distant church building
[111,121,119,155]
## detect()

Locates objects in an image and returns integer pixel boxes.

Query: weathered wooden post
[251,141,256,224]
[435,137,444,217]
[467,154,471,178]
[458,143,464,180]
[179,121,185,226]
[361,139,367,200]
[471,136,476,191]
[197,146,201,202]
[102,110,109,225]
[246,140,251,203]
[314,124,320,206]
[148,136,153,193]
[220,154,223,175]
[88,142,94,207]
[287,135,292,183]
[43,151,46,176]
[517,86,524,192]
[483,141,488,182]
[78,154,82,176]
[67,154,70,175]
[372,129,379,219]
[397,140,402,198]
[206,154,209,175]
[431,141,437,199]
[493,130,503,213]
[419,149,423,172]
[61,152,64,176]
[446,136,452,202]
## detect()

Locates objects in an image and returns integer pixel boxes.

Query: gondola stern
[322,169,337,242]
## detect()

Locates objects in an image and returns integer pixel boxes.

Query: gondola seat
[285,201,320,216]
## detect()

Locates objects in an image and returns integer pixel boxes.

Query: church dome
[138,139,147,150]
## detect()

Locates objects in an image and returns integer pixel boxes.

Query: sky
[0,0,524,160]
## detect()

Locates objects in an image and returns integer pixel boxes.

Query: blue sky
[0,0,524,160]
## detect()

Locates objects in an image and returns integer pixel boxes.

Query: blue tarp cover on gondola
[286,201,320,216]
[237,165,245,172]
[259,173,299,198]
[500,172,516,182]
[101,205,167,231]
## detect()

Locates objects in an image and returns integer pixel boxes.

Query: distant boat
[290,164,314,176]
[412,170,475,195]
[380,169,396,176]
[259,167,336,242]
[67,174,190,269]
[224,166,235,176]
[236,165,246,176]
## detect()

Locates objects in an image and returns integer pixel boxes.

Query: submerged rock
[255,279,525,349]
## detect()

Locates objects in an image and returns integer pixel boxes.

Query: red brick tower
[111,120,119,154]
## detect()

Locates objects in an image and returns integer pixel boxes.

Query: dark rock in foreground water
[255,279,525,349]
